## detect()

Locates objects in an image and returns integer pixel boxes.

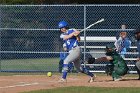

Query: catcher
[88,44,129,81]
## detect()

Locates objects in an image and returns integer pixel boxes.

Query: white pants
[64,46,81,72]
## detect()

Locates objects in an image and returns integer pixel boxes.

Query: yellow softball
[47,72,52,77]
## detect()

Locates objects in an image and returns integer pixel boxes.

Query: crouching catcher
[88,44,129,81]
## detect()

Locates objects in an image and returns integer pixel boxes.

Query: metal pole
[83,5,86,68]
[0,6,1,72]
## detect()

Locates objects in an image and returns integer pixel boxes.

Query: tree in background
[1,0,139,4]
[0,0,42,4]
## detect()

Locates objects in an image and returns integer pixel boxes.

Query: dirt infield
[0,73,140,93]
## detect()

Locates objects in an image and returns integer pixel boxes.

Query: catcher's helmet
[106,44,116,53]
[58,21,69,29]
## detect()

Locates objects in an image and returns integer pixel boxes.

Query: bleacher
[80,35,138,73]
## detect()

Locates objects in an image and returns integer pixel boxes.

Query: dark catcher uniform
[88,44,129,81]
[105,49,129,80]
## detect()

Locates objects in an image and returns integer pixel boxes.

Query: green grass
[21,86,140,93]
[0,58,59,71]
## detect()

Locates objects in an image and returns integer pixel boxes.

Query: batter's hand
[74,31,80,36]
[76,35,80,41]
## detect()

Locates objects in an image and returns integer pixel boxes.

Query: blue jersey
[115,37,131,53]
[60,29,79,51]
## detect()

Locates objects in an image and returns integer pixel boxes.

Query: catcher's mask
[105,44,116,54]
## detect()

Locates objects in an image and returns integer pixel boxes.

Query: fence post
[0,7,1,72]
[83,5,86,68]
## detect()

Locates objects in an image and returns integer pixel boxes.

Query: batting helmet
[58,21,69,29]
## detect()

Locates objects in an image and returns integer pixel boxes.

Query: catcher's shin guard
[105,64,114,76]
[81,67,94,77]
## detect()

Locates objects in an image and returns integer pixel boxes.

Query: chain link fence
[0,5,140,73]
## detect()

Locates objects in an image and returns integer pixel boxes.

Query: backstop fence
[0,4,139,73]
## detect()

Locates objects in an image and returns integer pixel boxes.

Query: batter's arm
[76,35,80,41]
[63,31,80,40]
[63,33,75,40]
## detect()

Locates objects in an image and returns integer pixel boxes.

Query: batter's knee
[62,64,68,72]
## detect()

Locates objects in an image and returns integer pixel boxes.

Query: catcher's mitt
[87,57,95,64]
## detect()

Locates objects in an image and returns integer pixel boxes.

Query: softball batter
[58,20,95,83]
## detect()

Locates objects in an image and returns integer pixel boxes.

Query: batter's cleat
[114,77,122,81]
[88,76,95,83]
[58,78,67,83]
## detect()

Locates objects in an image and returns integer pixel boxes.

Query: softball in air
[47,72,52,77]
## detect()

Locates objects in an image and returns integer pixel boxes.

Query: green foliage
[1,58,59,71]
[0,0,140,4]
[0,0,39,4]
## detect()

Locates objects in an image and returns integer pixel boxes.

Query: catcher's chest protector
[112,55,127,68]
